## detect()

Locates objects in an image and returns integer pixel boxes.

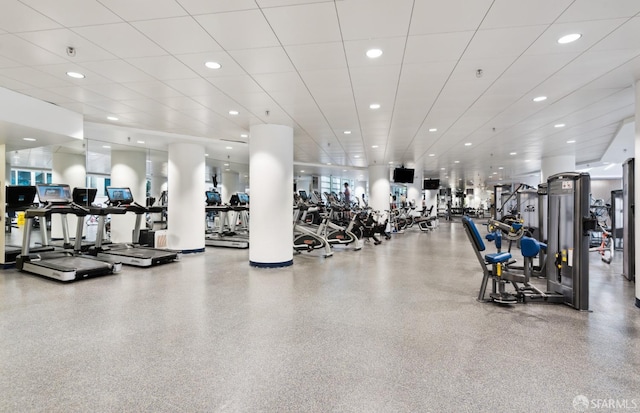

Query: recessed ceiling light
[371,145,379,148]
[533,96,547,102]
[369,103,381,109]
[102,145,111,149]
[225,168,231,171]
[300,170,305,173]
[224,163,229,166]
[389,162,394,164]
[454,161,460,164]
[510,152,517,155]
[327,163,332,165]
[441,167,445,170]
[240,134,248,138]
[366,48,383,58]
[429,128,437,132]
[498,167,504,170]
[464,142,472,146]
[554,123,566,128]
[226,146,233,149]
[567,140,576,144]
[343,169,347,172]
[344,130,352,134]
[354,155,360,158]
[493,172,498,175]
[23,138,36,141]
[558,33,582,44]
[137,140,145,144]
[66,71,85,79]
[429,153,435,157]
[107,116,118,121]
[229,110,239,115]
[205,61,222,69]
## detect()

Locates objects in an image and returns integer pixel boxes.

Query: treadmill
[89,187,180,267]
[16,184,122,282]
[5,185,55,265]
[205,191,249,249]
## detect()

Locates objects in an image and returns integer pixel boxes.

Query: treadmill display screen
[237,193,249,204]
[106,187,134,205]
[206,191,221,205]
[37,184,72,203]
[72,187,98,205]
[299,190,308,201]
[6,186,37,207]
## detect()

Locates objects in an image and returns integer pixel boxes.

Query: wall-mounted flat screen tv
[393,168,415,183]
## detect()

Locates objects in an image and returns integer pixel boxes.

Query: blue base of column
[181,248,205,254]
[636,297,640,308]
[250,259,293,268]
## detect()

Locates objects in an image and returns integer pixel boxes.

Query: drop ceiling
[1,0,639,188]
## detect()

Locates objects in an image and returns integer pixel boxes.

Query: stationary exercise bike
[293,201,333,257]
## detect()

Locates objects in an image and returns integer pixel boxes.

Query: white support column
[167,143,205,253]
[355,180,367,206]
[249,124,293,268]
[110,150,146,243]
[635,81,640,308]
[541,155,576,183]
[369,165,391,213]
[51,152,86,239]
[221,170,240,203]
[407,170,423,209]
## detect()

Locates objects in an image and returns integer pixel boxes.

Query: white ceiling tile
[257,0,334,8]
[285,42,347,71]
[557,0,640,23]
[128,55,199,80]
[481,0,574,29]
[196,10,280,51]
[0,34,68,66]
[163,96,206,111]
[132,17,222,55]
[99,0,188,20]
[21,0,122,27]
[45,86,110,103]
[404,32,473,64]
[72,23,167,59]
[0,66,70,88]
[591,17,640,52]
[263,2,341,46]
[18,29,117,62]
[206,75,264,96]
[0,54,20,69]
[0,1,61,32]
[251,72,308,93]
[410,0,493,35]
[229,47,296,75]
[34,63,112,85]
[79,60,156,83]
[120,81,184,99]
[83,83,146,101]
[175,0,258,14]
[164,78,225,97]
[464,26,547,59]
[336,0,414,41]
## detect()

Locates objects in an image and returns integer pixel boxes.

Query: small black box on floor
[138,229,156,247]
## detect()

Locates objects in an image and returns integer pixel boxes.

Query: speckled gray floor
[1,220,639,412]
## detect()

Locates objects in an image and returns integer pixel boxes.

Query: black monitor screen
[423,179,440,190]
[466,188,474,196]
[237,193,249,204]
[299,190,308,201]
[206,191,221,205]
[106,187,134,204]
[6,186,37,207]
[72,187,97,205]
[393,168,415,183]
[37,184,72,203]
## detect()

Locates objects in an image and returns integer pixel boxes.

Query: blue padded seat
[485,252,512,264]
[539,242,547,251]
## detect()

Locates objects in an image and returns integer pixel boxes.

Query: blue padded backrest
[520,236,540,258]
[462,216,486,252]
